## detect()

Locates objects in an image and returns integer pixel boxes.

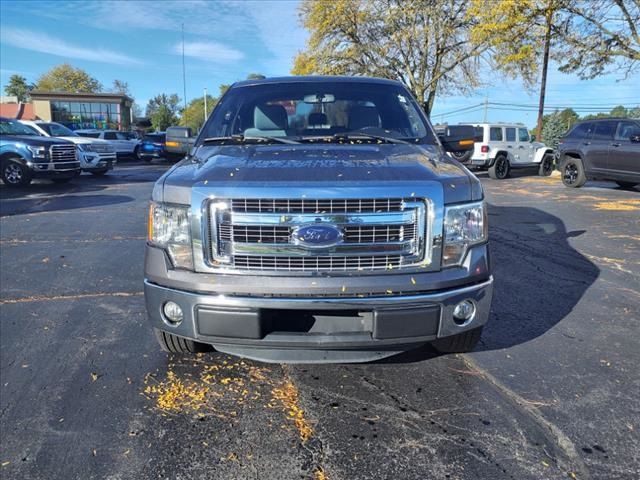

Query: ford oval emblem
[292,224,343,248]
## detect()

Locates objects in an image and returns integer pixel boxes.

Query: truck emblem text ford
[292,224,343,248]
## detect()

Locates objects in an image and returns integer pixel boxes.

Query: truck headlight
[27,145,47,159]
[148,202,193,270]
[442,201,487,267]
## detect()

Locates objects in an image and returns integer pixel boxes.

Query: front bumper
[144,243,493,362]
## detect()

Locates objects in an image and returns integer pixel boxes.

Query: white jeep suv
[458,123,554,179]
[20,121,116,176]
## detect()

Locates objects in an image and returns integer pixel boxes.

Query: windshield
[76,132,100,138]
[0,119,40,136]
[41,123,77,137]
[199,81,435,145]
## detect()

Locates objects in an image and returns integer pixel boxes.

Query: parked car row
[0,117,80,186]
[0,117,197,186]
[437,118,639,189]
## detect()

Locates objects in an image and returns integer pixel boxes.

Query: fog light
[163,301,183,324]
[453,300,476,325]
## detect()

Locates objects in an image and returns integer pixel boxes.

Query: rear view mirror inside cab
[436,125,476,153]
[303,93,335,104]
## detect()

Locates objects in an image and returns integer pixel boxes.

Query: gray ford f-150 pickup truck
[144,76,493,363]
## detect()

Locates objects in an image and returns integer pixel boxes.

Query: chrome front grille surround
[189,186,443,276]
[50,144,78,168]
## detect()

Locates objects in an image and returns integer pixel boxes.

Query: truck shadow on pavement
[385,204,599,362]
[478,204,599,351]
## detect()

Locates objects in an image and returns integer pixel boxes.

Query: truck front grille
[50,144,79,169]
[207,197,431,274]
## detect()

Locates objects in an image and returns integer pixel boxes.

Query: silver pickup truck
[144,76,493,363]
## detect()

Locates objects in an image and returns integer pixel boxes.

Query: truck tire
[450,150,472,163]
[133,146,141,160]
[538,153,554,176]
[488,154,509,179]
[561,158,586,188]
[432,327,483,354]
[154,329,211,354]
[1,157,32,187]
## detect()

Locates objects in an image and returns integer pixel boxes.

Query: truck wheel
[154,329,211,354]
[1,158,32,187]
[134,146,141,160]
[561,158,586,188]
[615,181,638,189]
[450,150,472,163]
[488,155,509,179]
[538,154,554,176]
[432,327,483,354]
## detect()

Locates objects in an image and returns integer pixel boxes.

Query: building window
[51,101,121,130]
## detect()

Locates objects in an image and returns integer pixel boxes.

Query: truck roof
[233,75,405,88]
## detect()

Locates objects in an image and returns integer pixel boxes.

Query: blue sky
[1,0,638,129]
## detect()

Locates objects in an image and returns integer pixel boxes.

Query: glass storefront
[51,101,121,130]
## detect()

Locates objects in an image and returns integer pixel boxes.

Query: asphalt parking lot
[1,162,638,480]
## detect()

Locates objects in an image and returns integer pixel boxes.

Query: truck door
[517,127,534,163]
[609,120,640,176]
[588,121,616,172]
[504,127,519,163]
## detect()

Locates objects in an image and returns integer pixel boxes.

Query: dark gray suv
[557,118,640,188]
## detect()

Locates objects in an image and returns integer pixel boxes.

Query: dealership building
[29,91,133,131]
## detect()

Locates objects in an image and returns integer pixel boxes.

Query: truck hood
[58,136,110,145]
[1,135,74,146]
[159,143,482,204]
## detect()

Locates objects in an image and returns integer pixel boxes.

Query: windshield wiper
[201,134,299,145]
[302,132,411,145]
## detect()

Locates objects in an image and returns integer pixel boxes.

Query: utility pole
[536,9,553,141]
[182,23,187,113]
[203,88,208,124]
[483,97,488,123]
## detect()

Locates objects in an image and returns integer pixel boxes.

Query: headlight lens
[148,202,193,269]
[27,145,47,158]
[442,201,487,267]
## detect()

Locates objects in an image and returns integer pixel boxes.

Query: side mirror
[630,134,640,143]
[437,125,475,153]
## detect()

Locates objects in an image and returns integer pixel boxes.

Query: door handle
[610,143,621,147]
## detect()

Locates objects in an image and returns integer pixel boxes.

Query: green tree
[246,73,266,80]
[4,74,33,102]
[293,0,490,114]
[609,105,628,117]
[629,107,640,119]
[558,108,579,130]
[180,95,217,133]
[146,94,181,131]
[35,63,102,93]
[541,110,566,148]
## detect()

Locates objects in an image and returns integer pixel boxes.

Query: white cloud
[0,28,143,66]
[172,41,244,63]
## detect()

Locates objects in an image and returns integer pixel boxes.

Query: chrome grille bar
[231,198,404,213]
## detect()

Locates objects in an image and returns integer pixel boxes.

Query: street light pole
[204,88,208,124]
